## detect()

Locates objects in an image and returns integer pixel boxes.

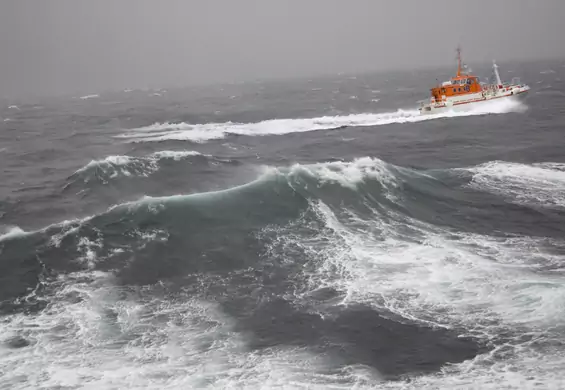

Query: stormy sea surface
[1,59,565,389]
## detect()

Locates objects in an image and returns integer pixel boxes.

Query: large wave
[115,98,526,143]
[2,155,565,388]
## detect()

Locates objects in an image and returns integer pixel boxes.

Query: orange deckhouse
[430,47,482,102]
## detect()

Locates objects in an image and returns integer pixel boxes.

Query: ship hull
[419,86,530,115]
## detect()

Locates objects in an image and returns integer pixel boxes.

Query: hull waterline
[419,91,529,116]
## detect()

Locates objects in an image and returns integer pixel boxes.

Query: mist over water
[2,0,565,98]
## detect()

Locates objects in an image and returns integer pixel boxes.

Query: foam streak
[116,99,526,143]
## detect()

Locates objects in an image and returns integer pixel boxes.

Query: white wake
[115,98,526,143]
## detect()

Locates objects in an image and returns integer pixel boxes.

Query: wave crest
[70,150,205,184]
[467,160,565,208]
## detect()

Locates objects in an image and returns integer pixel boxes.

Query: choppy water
[1,59,565,389]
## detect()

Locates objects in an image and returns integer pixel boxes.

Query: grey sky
[1,0,564,97]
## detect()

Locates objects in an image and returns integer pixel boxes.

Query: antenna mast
[492,60,502,86]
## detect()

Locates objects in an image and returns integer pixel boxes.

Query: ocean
[1,59,565,389]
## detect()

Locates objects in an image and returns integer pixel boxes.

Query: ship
[419,47,530,115]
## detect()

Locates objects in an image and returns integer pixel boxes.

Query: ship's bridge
[431,75,481,100]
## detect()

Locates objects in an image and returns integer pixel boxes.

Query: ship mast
[456,45,462,77]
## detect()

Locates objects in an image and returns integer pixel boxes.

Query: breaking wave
[69,150,206,184]
[467,161,565,208]
[2,156,564,388]
[0,226,26,242]
[116,99,526,143]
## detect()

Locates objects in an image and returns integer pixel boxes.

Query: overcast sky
[1,0,564,97]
